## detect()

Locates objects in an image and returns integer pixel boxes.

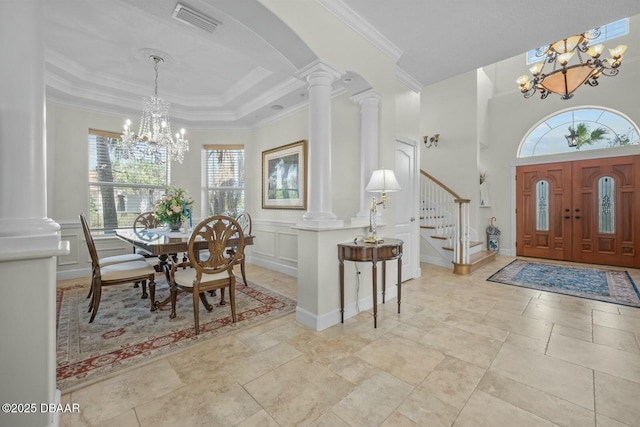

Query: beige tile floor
[58,256,640,427]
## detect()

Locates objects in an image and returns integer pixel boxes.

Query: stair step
[452,250,497,275]
[441,241,483,251]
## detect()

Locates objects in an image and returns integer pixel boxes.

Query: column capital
[297,60,343,82]
[350,88,381,106]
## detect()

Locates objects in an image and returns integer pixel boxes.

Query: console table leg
[372,261,378,328]
[397,257,402,314]
[339,258,345,323]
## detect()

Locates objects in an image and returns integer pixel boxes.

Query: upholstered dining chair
[169,215,245,335]
[80,213,157,322]
[79,213,148,298]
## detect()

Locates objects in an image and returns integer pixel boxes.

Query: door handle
[564,216,571,219]
[575,216,581,219]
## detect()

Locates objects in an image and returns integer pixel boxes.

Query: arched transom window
[519,108,640,157]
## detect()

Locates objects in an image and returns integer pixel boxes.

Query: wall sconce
[364,169,401,243]
[423,134,439,148]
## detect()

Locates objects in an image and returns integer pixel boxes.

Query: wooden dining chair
[80,213,157,322]
[132,211,162,254]
[230,212,251,286]
[79,213,148,298]
[169,215,245,335]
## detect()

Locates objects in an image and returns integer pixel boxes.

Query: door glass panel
[598,176,615,233]
[536,180,549,231]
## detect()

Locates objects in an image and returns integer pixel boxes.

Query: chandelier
[517,29,627,100]
[122,55,188,163]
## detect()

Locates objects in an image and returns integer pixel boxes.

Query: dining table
[115,228,254,307]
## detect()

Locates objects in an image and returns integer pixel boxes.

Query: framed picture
[262,140,307,210]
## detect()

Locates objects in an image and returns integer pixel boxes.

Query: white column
[299,62,343,228]
[0,0,60,253]
[0,2,68,427]
[350,90,381,224]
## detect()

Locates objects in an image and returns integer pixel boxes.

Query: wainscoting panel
[278,231,298,263]
[58,232,80,266]
[250,219,297,277]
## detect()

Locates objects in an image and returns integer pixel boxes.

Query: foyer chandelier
[122,55,188,163]
[516,29,627,100]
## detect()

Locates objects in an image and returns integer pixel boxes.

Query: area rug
[56,279,296,392]
[487,259,640,308]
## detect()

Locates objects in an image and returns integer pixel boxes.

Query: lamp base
[363,236,384,244]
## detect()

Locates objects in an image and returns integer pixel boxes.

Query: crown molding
[396,66,423,93]
[316,0,403,62]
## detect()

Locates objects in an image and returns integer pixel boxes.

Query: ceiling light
[121,55,188,163]
[517,28,626,100]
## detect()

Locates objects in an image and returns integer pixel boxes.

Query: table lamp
[364,168,401,243]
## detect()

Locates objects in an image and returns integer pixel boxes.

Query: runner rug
[487,259,640,308]
[56,279,296,392]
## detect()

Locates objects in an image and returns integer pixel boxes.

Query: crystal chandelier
[517,29,627,100]
[122,55,188,163]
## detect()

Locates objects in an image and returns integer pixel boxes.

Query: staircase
[420,170,496,274]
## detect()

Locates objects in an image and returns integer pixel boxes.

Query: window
[203,145,244,216]
[88,129,169,231]
[527,18,628,64]
[536,180,549,231]
[519,107,640,157]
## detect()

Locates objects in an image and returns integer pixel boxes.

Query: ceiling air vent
[172,3,221,33]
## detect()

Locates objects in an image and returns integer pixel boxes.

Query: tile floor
[59,256,640,426]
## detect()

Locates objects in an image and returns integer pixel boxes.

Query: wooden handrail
[420,170,462,200]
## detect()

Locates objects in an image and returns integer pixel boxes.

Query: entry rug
[487,260,640,308]
[56,279,296,392]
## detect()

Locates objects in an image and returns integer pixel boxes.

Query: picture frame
[262,140,307,210]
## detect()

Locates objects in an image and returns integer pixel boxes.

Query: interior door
[395,137,418,281]
[516,155,640,267]
[516,162,572,260]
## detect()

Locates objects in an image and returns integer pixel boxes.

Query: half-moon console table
[337,238,403,328]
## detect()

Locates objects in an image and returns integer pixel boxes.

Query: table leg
[382,261,386,304]
[339,257,345,323]
[397,256,402,314]
[372,260,378,328]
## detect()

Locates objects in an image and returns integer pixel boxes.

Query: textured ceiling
[44,0,640,129]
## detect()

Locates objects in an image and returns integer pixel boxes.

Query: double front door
[516,155,640,267]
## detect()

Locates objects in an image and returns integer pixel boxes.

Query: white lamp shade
[365,169,401,193]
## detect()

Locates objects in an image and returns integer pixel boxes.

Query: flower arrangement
[154,187,193,226]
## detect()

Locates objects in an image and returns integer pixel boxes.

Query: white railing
[420,170,470,266]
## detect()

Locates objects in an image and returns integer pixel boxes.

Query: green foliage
[568,123,608,149]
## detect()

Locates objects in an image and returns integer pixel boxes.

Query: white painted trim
[246,255,297,278]
[396,67,423,93]
[316,0,403,62]
[420,254,450,268]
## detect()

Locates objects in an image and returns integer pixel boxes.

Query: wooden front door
[516,155,640,267]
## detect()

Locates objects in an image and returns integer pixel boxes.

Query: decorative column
[0,0,60,250]
[350,89,381,224]
[299,62,343,227]
[0,2,68,427]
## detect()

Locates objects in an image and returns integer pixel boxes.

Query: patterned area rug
[56,279,296,392]
[487,259,640,308]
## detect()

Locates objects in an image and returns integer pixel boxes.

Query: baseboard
[247,256,297,278]
[295,286,399,331]
[57,267,91,281]
[420,254,450,268]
